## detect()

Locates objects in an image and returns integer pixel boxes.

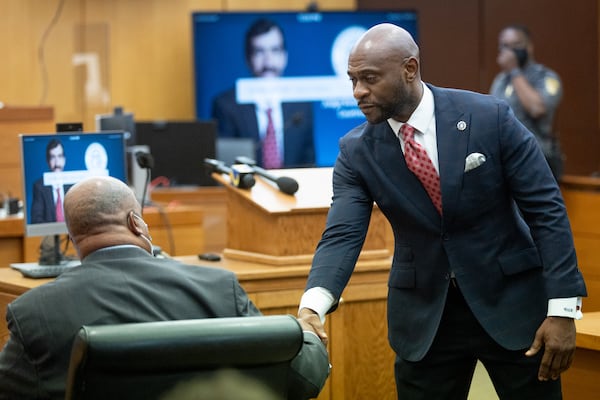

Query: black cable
[141,167,151,210]
[151,202,176,257]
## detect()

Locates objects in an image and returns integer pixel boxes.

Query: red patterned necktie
[262,108,282,169]
[55,187,64,222]
[400,124,442,214]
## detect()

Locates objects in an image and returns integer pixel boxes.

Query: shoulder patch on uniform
[545,77,560,96]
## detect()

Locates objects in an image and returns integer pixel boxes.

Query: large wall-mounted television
[20,131,128,238]
[192,10,418,167]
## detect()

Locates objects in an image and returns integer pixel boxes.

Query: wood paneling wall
[0,0,598,174]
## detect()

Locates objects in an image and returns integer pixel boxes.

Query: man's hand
[525,316,576,381]
[497,47,519,72]
[298,307,328,346]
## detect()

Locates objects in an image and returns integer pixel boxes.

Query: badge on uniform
[545,77,560,96]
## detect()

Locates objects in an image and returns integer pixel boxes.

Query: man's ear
[127,211,144,236]
[404,57,419,81]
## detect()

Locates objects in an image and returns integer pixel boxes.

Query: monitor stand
[38,235,74,266]
[10,235,80,278]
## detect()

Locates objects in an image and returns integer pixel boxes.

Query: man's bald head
[64,176,151,258]
[351,23,420,67]
[347,23,423,124]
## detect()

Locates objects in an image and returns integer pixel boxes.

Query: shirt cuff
[299,287,335,324]
[547,297,583,319]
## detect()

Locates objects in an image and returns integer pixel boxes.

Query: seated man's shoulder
[167,258,236,279]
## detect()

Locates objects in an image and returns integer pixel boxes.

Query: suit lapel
[430,86,470,225]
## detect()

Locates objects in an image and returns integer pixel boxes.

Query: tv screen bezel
[20,131,128,237]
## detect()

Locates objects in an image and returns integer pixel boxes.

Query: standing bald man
[0,176,329,400]
[298,23,586,399]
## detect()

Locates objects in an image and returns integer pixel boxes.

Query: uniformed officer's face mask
[512,47,529,68]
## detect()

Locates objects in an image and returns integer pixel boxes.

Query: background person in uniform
[0,176,329,400]
[211,18,315,168]
[490,24,564,179]
[298,23,586,399]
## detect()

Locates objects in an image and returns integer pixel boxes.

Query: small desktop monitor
[216,137,256,166]
[20,131,128,237]
[135,120,217,187]
[192,10,418,167]
[96,106,136,145]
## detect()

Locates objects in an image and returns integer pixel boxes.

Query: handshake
[203,156,299,195]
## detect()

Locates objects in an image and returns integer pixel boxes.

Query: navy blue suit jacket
[306,84,587,362]
[211,88,315,167]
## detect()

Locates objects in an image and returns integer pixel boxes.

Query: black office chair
[64,315,303,400]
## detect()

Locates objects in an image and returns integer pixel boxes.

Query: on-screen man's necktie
[55,187,64,222]
[400,124,442,214]
[262,108,282,169]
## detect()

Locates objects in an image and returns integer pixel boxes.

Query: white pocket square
[464,153,486,172]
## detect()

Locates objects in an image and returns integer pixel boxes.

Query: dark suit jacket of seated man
[0,176,329,400]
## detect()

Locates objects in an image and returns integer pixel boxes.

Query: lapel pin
[457,120,467,131]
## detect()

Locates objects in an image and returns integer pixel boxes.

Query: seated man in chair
[0,176,329,400]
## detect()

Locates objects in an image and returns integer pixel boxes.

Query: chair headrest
[70,315,303,372]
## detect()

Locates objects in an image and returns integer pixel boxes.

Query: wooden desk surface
[0,268,52,295]
[575,311,600,351]
[0,254,390,296]
[562,311,600,399]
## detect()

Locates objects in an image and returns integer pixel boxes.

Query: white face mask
[139,232,154,254]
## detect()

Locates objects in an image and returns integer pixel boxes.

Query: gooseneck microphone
[204,158,255,189]
[135,151,154,210]
[234,156,299,195]
[135,151,154,169]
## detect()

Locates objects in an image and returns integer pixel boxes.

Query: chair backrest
[64,315,303,400]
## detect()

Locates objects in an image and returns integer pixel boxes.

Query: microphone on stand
[136,151,154,169]
[203,158,255,189]
[135,151,154,212]
[135,152,167,257]
[234,156,299,195]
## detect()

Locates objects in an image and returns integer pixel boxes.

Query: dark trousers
[394,283,561,400]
